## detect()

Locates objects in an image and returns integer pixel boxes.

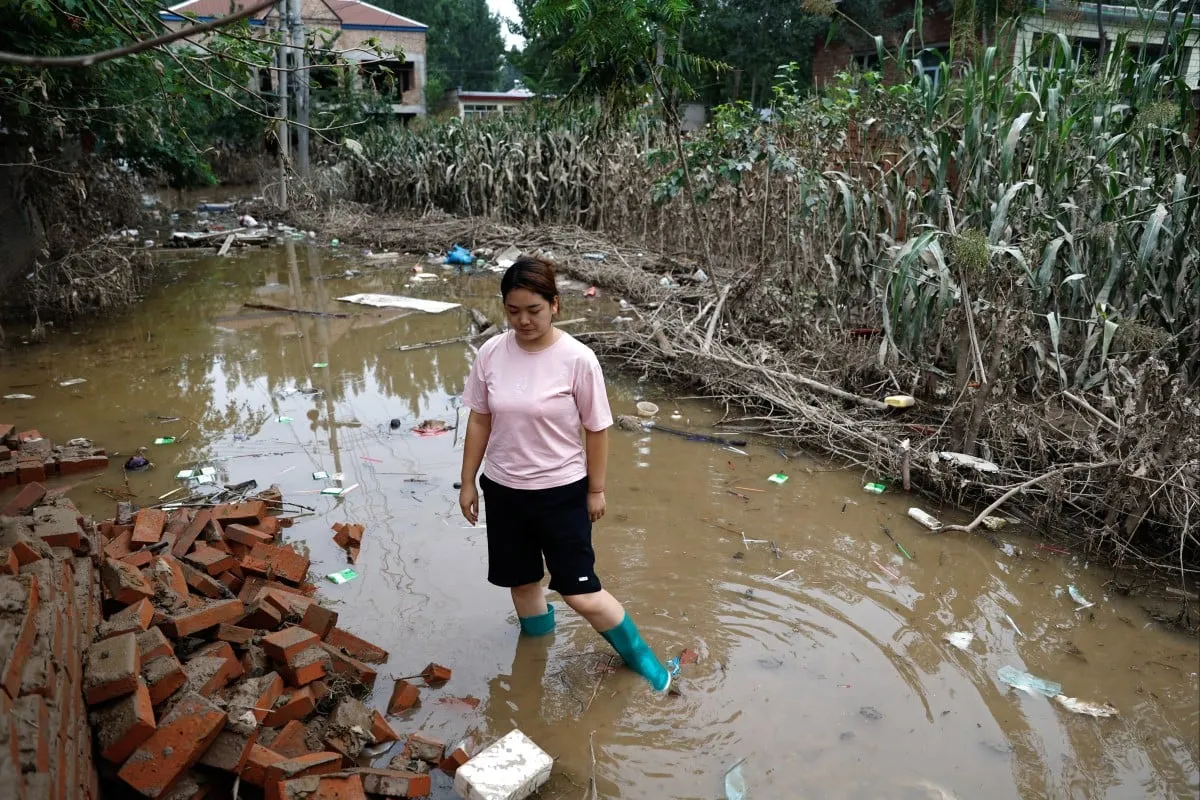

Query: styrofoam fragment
[453,729,553,800]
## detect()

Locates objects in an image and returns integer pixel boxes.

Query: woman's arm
[585,427,608,522]
[459,410,492,524]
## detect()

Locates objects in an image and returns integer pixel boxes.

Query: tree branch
[0,0,275,68]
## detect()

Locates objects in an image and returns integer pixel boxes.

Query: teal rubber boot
[519,603,556,636]
[600,613,670,692]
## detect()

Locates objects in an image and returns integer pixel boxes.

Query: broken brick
[227,671,284,724]
[172,509,211,559]
[161,598,245,638]
[263,627,320,665]
[212,501,267,526]
[370,710,399,744]
[244,743,287,787]
[324,627,388,664]
[258,587,315,620]
[242,543,310,585]
[103,529,136,561]
[136,627,174,662]
[96,597,154,640]
[387,680,420,714]
[180,560,229,599]
[131,508,167,546]
[352,768,432,798]
[265,751,345,800]
[421,663,451,685]
[276,773,366,800]
[0,548,16,575]
[0,575,39,699]
[264,686,318,727]
[12,694,49,773]
[216,623,256,647]
[439,738,474,777]
[83,631,140,705]
[279,646,330,688]
[265,720,310,758]
[224,524,274,548]
[30,504,83,550]
[183,544,236,576]
[299,604,338,640]
[117,692,226,799]
[90,678,156,763]
[319,642,377,688]
[100,558,154,605]
[2,482,46,516]
[183,656,237,697]
[198,711,260,776]
[148,555,190,605]
[143,654,187,706]
[120,549,154,569]
[402,734,445,764]
[239,601,284,631]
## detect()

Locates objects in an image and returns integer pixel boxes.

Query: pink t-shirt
[462,330,613,490]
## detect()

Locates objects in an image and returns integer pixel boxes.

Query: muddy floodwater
[1,242,1196,799]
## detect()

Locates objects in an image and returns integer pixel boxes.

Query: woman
[459,256,671,693]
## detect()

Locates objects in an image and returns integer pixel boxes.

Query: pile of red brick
[2,479,477,799]
[0,425,108,489]
[1,485,104,800]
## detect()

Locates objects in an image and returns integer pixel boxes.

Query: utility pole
[276,0,290,209]
[289,0,309,177]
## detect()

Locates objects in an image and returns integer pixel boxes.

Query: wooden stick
[941,461,1120,533]
[1063,391,1120,432]
[703,284,731,353]
[217,234,235,257]
[242,303,349,318]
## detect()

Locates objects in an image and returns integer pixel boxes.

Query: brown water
[1,242,1196,799]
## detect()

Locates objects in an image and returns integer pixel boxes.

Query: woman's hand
[587,490,606,522]
[460,482,479,525]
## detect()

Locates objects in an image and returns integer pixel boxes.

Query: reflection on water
[0,242,1195,799]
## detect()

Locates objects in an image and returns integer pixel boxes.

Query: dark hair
[501,256,559,304]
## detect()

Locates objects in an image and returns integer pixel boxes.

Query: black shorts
[478,473,602,596]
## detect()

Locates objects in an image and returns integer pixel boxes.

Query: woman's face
[504,287,558,343]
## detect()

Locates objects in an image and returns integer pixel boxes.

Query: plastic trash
[863,482,886,494]
[3,394,34,400]
[907,508,943,530]
[981,515,1009,530]
[313,471,329,480]
[945,632,974,650]
[582,252,606,261]
[277,416,293,424]
[585,286,598,297]
[768,474,789,485]
[1054,695,1118,717]
[724,759,747,800]
[446,245,473,265]
[997,666,1062,698]
[692,268,709,282]
[938,451,1001,473]
[330,238,340,248]
[327,568,358,584]
[1068,585,1095,610]
[176,469,195,479]
[200,467,216,476]
[153,437,175,445]
[312,362,328,368]
[885,395,915,408]
[59,378,87,386]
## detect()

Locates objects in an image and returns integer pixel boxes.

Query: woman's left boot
[519,603,556,636]
[599,612,670,692]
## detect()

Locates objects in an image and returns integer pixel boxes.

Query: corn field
[344,26,1200,573]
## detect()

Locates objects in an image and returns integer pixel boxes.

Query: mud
[0,242,1195,798]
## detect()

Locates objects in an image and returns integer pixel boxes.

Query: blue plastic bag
[446,245,473,265]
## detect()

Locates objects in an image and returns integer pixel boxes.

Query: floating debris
[1054,695,1118,718]
[997,666,1061,697]
[945,632,974,651]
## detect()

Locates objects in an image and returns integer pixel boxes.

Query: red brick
[216,624,256,647]
[263,627,320,665]
[279,646,330,688]
[130,508,166,546]
[8,540,41,567]
[136,627,174,662]
[259,587,315,620]
[161,599,245,638]
[227,671,284,724]
[319,642,378,689]
[29,504,83,550]
[0,575,40,698]
[96,598,154,640]
[403,734,444,764]
[387,680,420,714]
[265,720,310,758]
[159,771,210,800]
[224,524,274,548]
[83,631,140,704]
[172,510,211,559]
[2,482,46,516]
[263,686,317,727]
[121,549,154,569]
[421,663,451,685]
[12,694,49,773]
[16,458,46,484]
[179,561,227,599]
[181,657,234,698]
[243,543,310,585]
[276,773,366,800]
[324,627,388,664]
[353,768,432,797]
[0,548,16,575]
[103,529,136,560]
[249,516,282,539]
[143,654,187,706]
[100,558,154,605]
[299,605,338,640]
[191,641,244,683]
[369,710,399,744]
[265,752,345,800]
[212,502,267,526]
[150,556,189,601]
[90,678,156,763]
[117,692,226,799]
[16,430,43,446]
[183,545,236,576]
[198,716,260,776]
[438,738,473,777]
[218,570,244,594]
[239,601,283,631]
[244,743,286,787]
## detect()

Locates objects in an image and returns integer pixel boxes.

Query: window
[917,46,951,89]
[462,103,501,118]
[852,51,880,71]
[360,61,414,100]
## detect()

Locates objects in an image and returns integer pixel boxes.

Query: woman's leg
[560,589,623,631]
[511,582,556,636]
[481,476,556,635]
[563,591,670,692]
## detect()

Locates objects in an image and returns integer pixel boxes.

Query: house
[810,2,955,87]
[161,0,430,120]
[440,87,536,119]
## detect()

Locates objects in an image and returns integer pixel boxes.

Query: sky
[486,0,525,48]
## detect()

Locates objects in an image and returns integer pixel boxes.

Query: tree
[376,0,506,103]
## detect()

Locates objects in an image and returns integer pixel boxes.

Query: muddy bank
[298,208,1200,591]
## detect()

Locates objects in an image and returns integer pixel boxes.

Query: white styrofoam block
[453,728,554,800]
